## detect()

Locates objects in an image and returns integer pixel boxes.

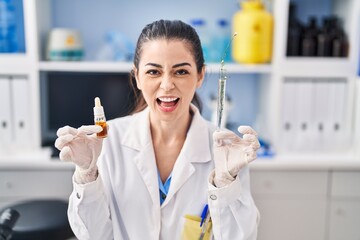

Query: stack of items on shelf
[287,2,349,57]
[189,18,232,63]
[190,0,274,64]
[0,0,24,53]
[96,31,135,62]
[0,75,31,153]
[280,78,350,153]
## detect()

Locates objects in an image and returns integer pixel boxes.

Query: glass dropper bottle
[93,97,108,138]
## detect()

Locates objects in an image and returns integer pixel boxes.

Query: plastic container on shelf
[96,31,134,62]
[210,19,232,63]
[232,0,273,64]
[190,18,211,63]
[0,0,18,53]
[46,28,84,61]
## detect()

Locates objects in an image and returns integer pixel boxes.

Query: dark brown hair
[128,19,204,114]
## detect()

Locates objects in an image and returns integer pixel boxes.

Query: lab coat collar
[121,104,212,163]
[122,107,160,205]
[162,104,213,206]
[121,107,151,151]
[179,104,212,163]
[121,104,213,206]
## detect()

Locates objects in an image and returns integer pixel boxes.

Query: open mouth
[156,97,180,108]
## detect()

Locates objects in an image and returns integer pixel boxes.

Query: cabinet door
[0,77,13,147]
[329,171,360,240]
[250,170,328,240]
[328,200,360,240]
[255,198,327,240]
[11,76,31,147]
[331,171,360,197]
[0,170,73,199]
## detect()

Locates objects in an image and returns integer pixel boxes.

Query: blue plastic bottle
[0,0,18,53]
[190,19,211,63]
[211,19,232,62]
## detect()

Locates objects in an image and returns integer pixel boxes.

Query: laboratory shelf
[0,65,33,75]
[38,61,273,74]
[0,159,75,170]
[280,58,355,77]
[206,62,272,74]
[253,153,360,171]
[38,61,134,73]
[0,53,27,59]
[2,152,360,171]
[0,54,32,73]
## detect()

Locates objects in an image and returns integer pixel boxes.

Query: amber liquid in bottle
[94,97,108,138]
[96,121,108,138]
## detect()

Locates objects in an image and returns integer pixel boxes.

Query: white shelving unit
[280,58,355,77]
[0,0,359,159]
[38,61,134,73]
[260,0,360,156]
[0,0,360,239]
[38,61,273,74]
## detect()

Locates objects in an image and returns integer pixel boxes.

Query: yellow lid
[241,0,264,10]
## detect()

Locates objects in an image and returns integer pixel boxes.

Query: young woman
[55,19,260,240]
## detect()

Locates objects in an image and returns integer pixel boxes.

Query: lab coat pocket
[181,214,212,240]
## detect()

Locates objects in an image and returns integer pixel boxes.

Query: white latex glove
[212,126,260,188]
[54,125,104,184]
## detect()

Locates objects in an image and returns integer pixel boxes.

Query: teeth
[158,97,178,102]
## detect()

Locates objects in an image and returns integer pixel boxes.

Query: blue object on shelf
[96,31,134,62]
[190,18,211,63]
[210,19,232,63]
[257,138,275,158]
[0,0,25,53]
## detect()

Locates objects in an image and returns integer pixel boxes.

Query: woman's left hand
[212,126,260,188]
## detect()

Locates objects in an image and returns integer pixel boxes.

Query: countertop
[0,149,359,171]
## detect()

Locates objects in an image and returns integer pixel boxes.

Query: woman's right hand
[54,125,104,184]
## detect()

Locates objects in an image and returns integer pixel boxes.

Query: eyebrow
[173,62,192,68]
[144,62,192,68]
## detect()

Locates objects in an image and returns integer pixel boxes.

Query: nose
[160,75,175,91]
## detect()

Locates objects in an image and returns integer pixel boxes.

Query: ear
[133,67,141,90]
[196,65,206,88]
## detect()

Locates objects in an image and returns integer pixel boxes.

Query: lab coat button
[210,194,217,200]
[161,193,167,200]
[76,192,81,199]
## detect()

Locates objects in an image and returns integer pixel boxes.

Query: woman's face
[135,39,205,123]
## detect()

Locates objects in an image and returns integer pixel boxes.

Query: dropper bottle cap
[93,97,105,117]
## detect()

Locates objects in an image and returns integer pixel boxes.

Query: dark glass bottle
[301,16,318,56]
[287,3,303,56]
[329,17,348,57]
[317,17,332,57]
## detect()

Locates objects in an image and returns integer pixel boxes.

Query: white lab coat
[68,105,259,240]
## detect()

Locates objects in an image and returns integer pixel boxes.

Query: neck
[150,110,193,145]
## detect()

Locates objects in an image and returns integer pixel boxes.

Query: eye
[175,69,189,75]
[146,69,160,76]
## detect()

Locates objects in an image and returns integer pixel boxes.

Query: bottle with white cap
[93,97,107,138]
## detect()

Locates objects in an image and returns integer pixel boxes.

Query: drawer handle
[336,208,345,216]
[5,181,13,189]
[263,180,273,189]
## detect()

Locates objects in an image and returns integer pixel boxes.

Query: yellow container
[232,0,273,64]
[181,215,212,240]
